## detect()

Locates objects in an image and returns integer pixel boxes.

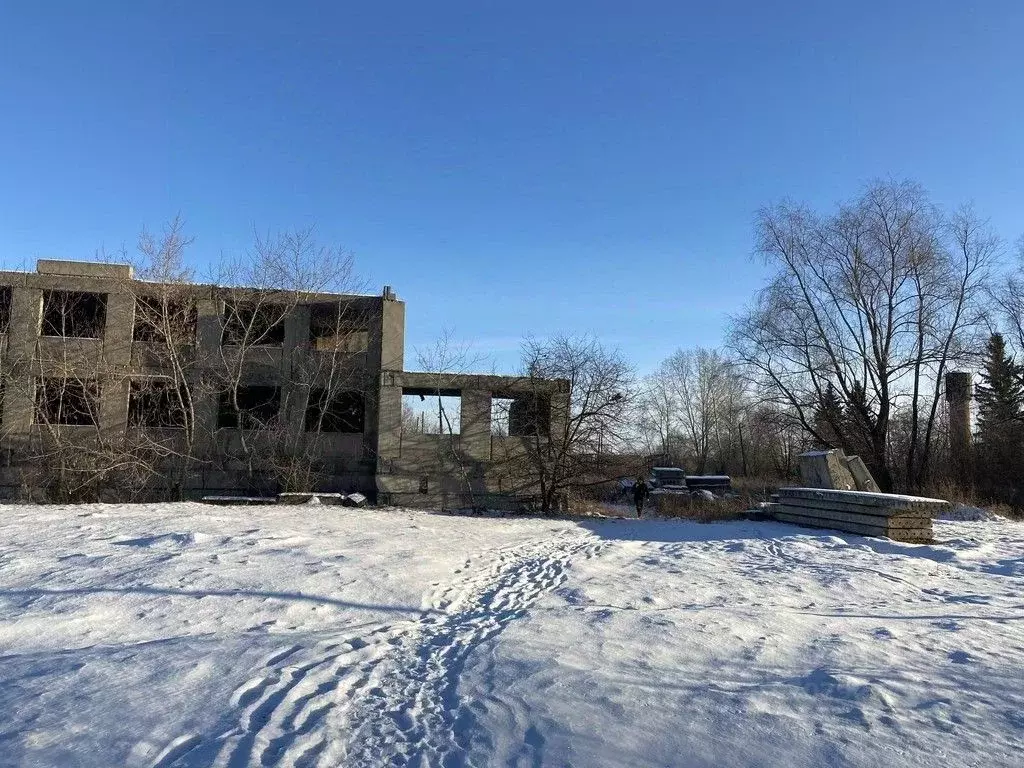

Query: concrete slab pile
[771,487,950,543]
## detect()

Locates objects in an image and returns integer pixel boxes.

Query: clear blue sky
[1,2,1022,374]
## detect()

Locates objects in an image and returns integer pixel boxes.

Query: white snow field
[1,504,1023,767]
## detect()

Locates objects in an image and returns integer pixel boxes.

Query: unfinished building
[0,260,564,507]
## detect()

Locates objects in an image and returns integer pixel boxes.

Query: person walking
[633,476,649,518]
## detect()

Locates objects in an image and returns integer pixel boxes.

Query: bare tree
[210,227,366,493]
[504,334,635,514]
[637,347,750,474]
[729,181,995,491]
[660,348,742,473]
[742,403,805,478]
[990,236,1024,354]
[636,372,679,459]
[123,216,206,498]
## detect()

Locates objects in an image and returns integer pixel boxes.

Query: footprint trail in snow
[166,529,601,768]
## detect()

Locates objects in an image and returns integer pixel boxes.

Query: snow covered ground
[1,503,1023,767]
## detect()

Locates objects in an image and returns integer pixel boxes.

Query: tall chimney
[945,371,972,483]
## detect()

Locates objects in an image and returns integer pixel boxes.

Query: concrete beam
[37,260,133,280]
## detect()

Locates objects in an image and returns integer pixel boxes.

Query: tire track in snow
[165,529,601,768]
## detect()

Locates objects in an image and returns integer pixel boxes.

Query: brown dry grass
[569,498,614,518]
[648,475,790,523]
[654,493,751,522]
[920,480,1022,520]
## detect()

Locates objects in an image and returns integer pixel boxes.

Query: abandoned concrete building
[0,260,565,505]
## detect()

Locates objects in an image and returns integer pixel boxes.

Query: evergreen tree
[844,379,874,453]
[974,333,1024,501]
[975,333,1024,437]
[812,383,845,448]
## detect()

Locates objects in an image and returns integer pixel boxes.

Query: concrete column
[376,373,403,461]
[97,292,134,436]
[196,298,222,365]
[460,389,492,461]
[188,387,220,459]
[100,377,130,436]
[946,371,972,483]
[380,297,405,372]
[190,297,224,457]
[284,304,310,364]
[2,286,41,432]
[368,293,404,482]
[282,304,311,433]
[103,292,134,367]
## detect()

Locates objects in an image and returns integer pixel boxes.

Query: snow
[1,503,1023,767]
[778,487,951,504]
[938,504,1005,522]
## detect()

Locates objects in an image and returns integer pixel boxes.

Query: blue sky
[1,2,1022,374]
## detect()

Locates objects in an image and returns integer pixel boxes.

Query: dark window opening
[129,380,188,428]
[217,385,281,429]
[309,303,368,352]
[419,476,429,494]
[133,295,198,343]
[221,301,286,346]
[497,393,550,437]
[401,388,461,435]
[0,286,11,334]
[305,389,365,433]
[41,290,107,338]
[34,377,100,426]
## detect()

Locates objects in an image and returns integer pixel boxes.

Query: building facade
[0,259,564,506]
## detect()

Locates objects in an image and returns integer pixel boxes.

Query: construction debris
[769,487,949,543]
[843,455,880,493]
[798,449,879,492]
[277,492,347,505]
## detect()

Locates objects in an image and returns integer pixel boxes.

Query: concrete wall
[373,371,568,509]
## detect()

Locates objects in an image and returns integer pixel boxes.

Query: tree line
[622,180,1024,507]
[7,178,1022,509]
[471,179,1024,510]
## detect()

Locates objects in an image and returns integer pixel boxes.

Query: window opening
[492,393,550,437]
[133,295,197,343]
[129,380,188,428]
[221,301,286,346]
[35,377,100,425]
[401,388,461,435]
[309,303,368,352]
[217,385,281,429]
[491,397,516,436]
[41,290,107,338]
[305,389,365,433]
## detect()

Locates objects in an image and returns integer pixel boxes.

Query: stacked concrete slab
[773,487,949,543]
